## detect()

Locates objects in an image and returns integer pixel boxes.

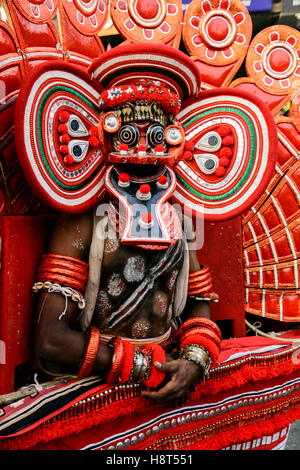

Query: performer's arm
[142,216,220,406]
[34,212,113,376]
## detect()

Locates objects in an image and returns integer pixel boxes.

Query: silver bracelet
[130,348,149,382]
[179,344,212,382]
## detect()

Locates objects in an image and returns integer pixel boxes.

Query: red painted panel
[197,216,245,337]
[0,216,51,394]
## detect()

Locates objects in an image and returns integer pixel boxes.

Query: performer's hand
[141,358,202,407]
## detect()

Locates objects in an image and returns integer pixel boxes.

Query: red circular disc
[61,0,109,36]
[110,0,183,44]
[183,0,252,66]
[12,0,59,23]
[246,25,300,95]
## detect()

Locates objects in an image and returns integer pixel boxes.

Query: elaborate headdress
[14,18,277,222]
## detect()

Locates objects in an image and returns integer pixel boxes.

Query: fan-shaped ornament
[183,0,252,66]
[110,0,183,44]
[246,25,300,96]
[14,62,106,213]
[61,0,109,36]
[12,0,59,23]
[173,89,278,221]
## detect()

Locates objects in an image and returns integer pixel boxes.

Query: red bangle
[143,344,166,389]
[38,253,89,292]
[180,327,221,347]
[177,317,222,342]
[119,340,135,384]
[38,267,87,283]
[78,326,100,378]
[180,334,220,363]
[37,273,85,292]
[188,274,212,286]
[189,267,210,279]
[188,282,212,293]
[40,253,89,268]
[106,337,125,384]
[188,283,213,296]
[189,277,212,288]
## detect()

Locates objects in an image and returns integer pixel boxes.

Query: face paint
[112,122,167,154]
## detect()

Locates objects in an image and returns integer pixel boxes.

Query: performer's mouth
[108,144,176,165]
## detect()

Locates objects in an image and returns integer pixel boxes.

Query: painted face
[112,122,167,154]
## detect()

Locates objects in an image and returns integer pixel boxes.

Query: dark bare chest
[92,233,184,339]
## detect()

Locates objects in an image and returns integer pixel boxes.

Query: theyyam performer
[0,0,299,451]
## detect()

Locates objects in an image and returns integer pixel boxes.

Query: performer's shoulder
[47,209,94,260]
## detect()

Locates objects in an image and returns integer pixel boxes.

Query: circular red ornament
[139,184,151,194]
[58,124,68,134]
[60,144,69,155]
[119,172,130,183]
[219,157,230,167]
[219,146,232,158]
[185,141,195,151]
[155,144,165,153]
[60,133,70,144]
[89,136,100,148]
[59,111,70,123]
[136,0,159,20]
[64,154,74,165]
[215,166,226,177]
[141,212,153,224]
[207,16,229,42]
[183,150,193,160]
[217,125,231,137]
[158,175,168,185]
[120,144,129,152]
[222,135,234,146]
[268,48,291,73]
[138,145,147,153]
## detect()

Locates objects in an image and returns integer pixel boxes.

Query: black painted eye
[73,144,82,157]
[67,114,88,137]
[70,119,79,131]
[147,124,165,148]
[69,140,89,162]
[117,124,139,147]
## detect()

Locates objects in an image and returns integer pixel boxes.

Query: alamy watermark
[292,345,300,365]
[96,201,205,251]
[0,340,5,365]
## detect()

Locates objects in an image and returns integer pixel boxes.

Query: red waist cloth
[0,336,299,451]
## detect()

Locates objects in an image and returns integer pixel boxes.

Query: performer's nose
[135,131,148,150]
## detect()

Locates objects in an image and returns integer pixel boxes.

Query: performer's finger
[153,360,179,374]
[142,379,178,402]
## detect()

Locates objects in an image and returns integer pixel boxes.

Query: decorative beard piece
[105,165,181,248]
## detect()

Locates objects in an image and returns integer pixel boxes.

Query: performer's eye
[69,140,89,162]
[147,124,165,148]
[195,131,222,152]
[67,115,89,138]
[117,124,139,147]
